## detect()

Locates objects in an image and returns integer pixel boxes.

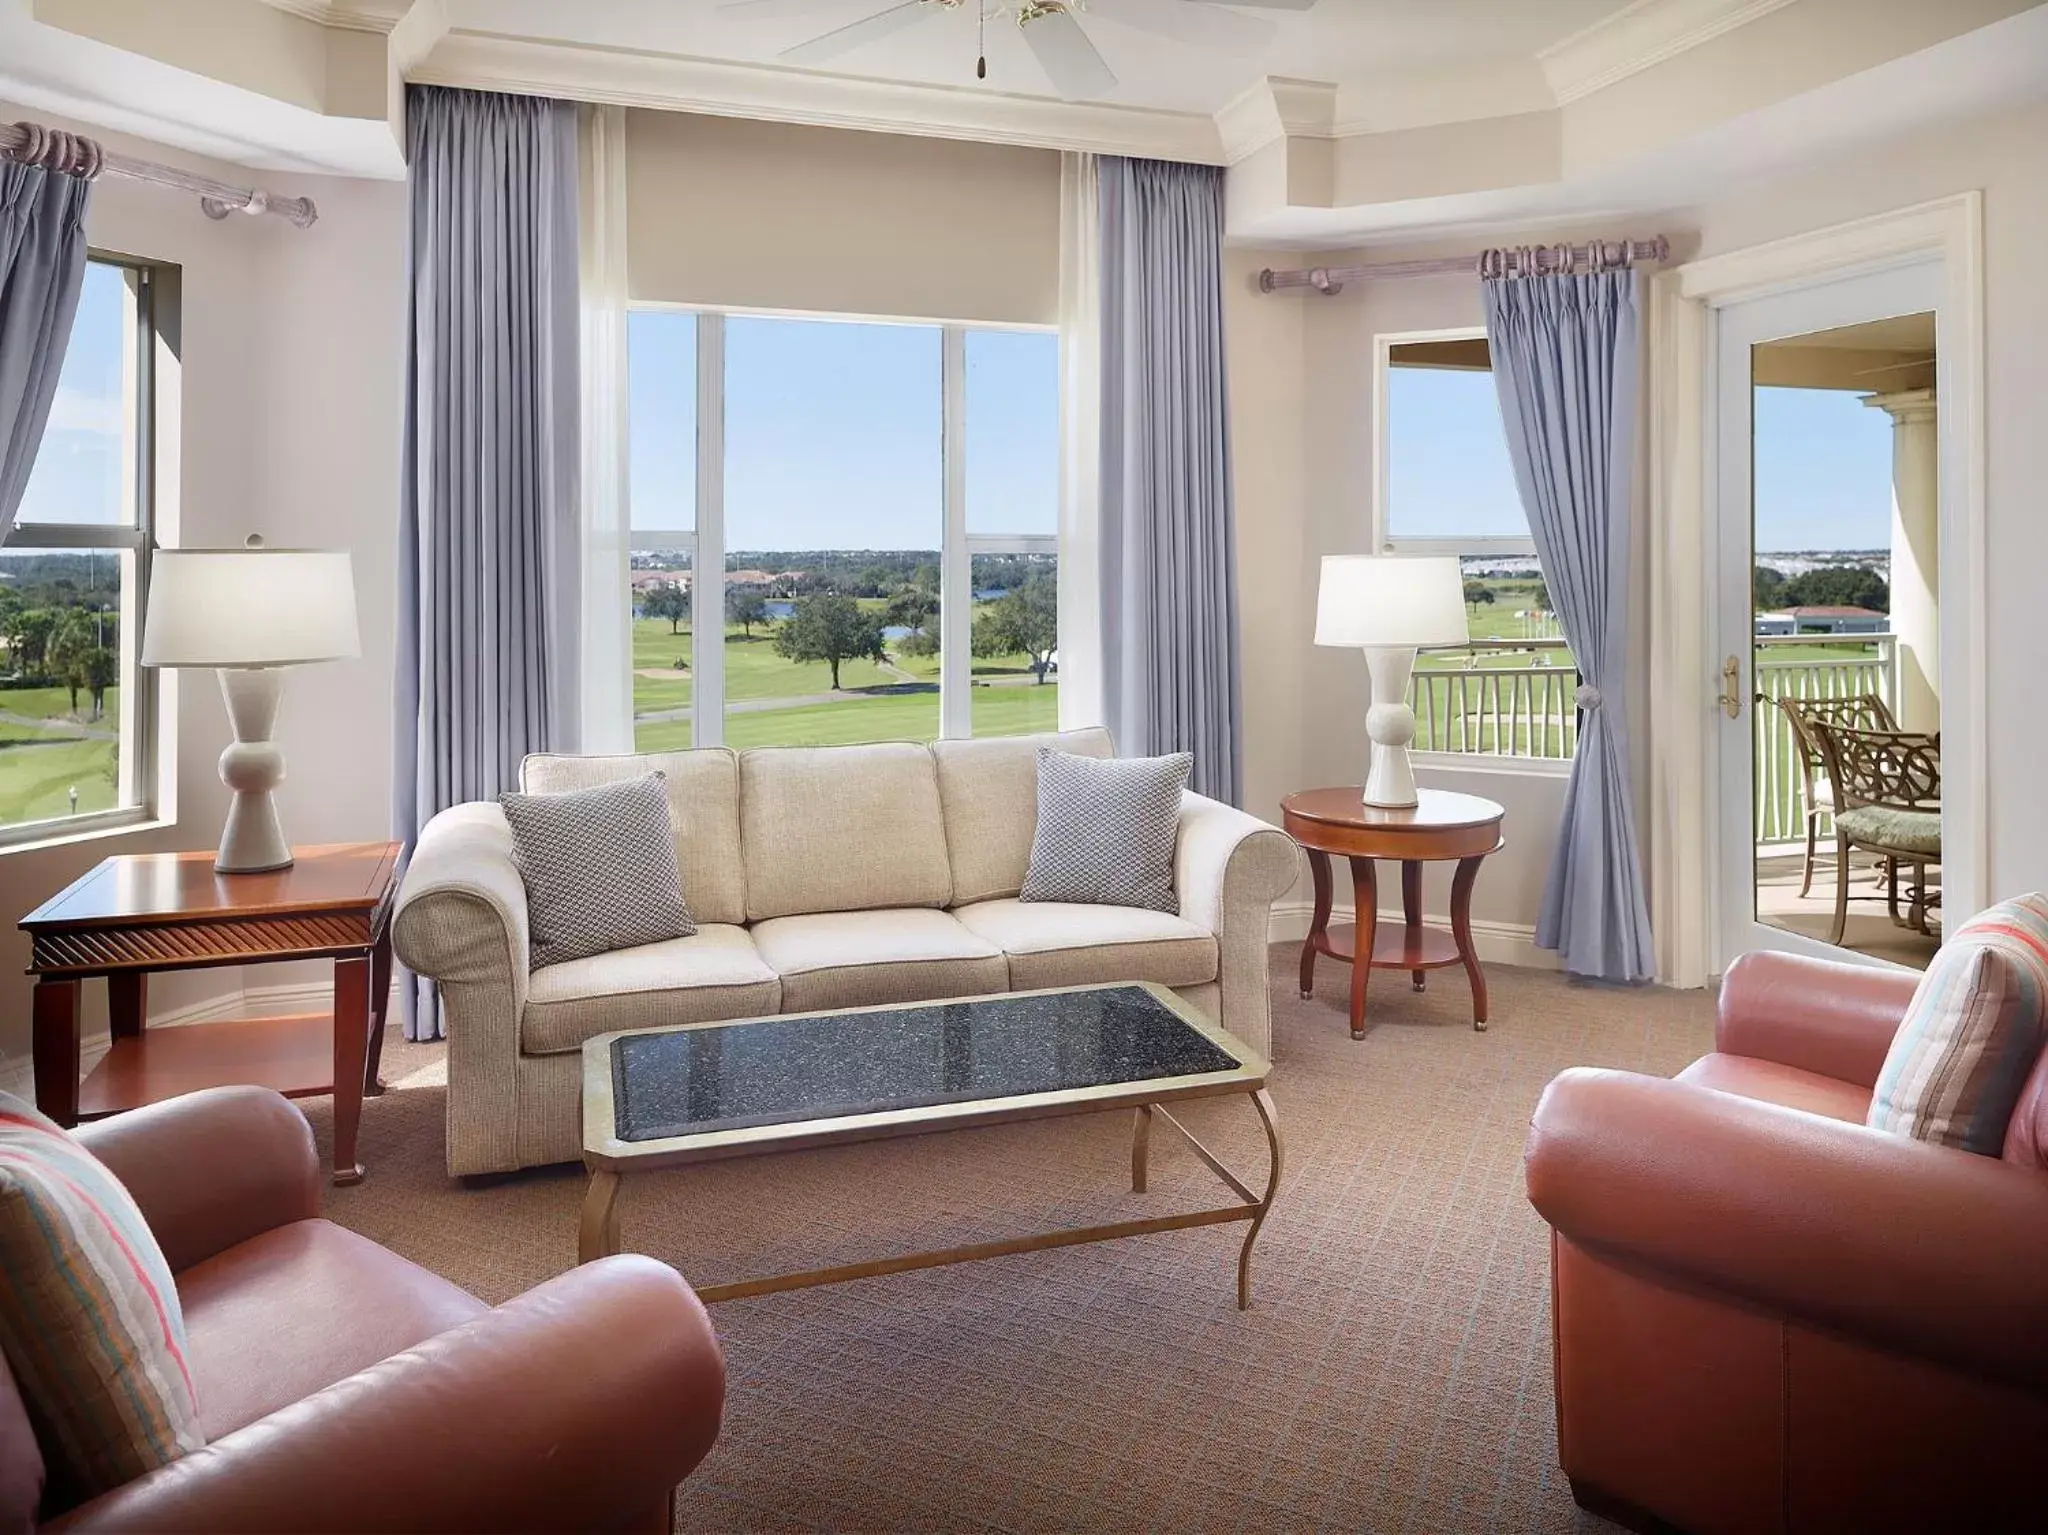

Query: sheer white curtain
[1057,151,1104,732]
[578,103,631,753]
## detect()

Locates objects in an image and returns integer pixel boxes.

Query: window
[1,256,162,843]
[624,309,1062,751]
[1379,329,1575,763]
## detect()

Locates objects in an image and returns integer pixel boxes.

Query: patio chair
[1809,720,1941,945]
[1772,692,1899,897]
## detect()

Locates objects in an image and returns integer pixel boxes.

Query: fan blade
[1203,0,1318,9]
[1087,0,1277,50]
[1022,9,1117,100]
[782,1,935,66]
[720,0,852,18]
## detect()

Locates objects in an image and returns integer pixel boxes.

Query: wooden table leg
[364,924,394,1096]
[1451,854,1489,1031]
[580,1168,622,1263]
[1402,859,1426,992]
[1347,856,1377,1040]
[32,979,81,1127]
[1299,848,1333,999]
[108,973,147,1042]
[331,955,370,1185]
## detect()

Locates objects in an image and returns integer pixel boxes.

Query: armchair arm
[392,800,532,1008]
[1175,792,1299,1061]
[1526,1068,2048,1394]
[74,1087,317,1275]
[1715,950,1918,1088]
[54,1256,726,1534]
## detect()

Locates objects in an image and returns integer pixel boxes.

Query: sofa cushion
[521,926,780,1056]
[953,899,1217,991]
[740,743,954,921]
[499,773,696,969]
[1022,750,1191,914]
[1676,1054,1872,1124]
[751,909,1007,1013]
[932,727,1116,905]
[521,749,746,926]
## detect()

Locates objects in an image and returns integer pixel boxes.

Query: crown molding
[1539,0,1801,105]
[1214,76,1336,164]
[410,29,1226,162]
[256,0,400,34]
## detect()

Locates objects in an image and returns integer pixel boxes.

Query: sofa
[1525,950,2048,1535]
[6,1087,724,1532]
[395,729,1300,1177]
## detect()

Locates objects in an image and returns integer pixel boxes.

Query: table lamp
[142,536,361,873]
[1314,555,1470,809]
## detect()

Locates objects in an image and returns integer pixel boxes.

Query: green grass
[0,685,119,725]
[0,737,118,827]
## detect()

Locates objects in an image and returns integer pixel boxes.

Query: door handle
[1720,655,1743,719]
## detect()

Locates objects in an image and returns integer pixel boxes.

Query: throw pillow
[500,771,696,969]
[1867,893,2048,1154]
[0,1094,204,1513]
[1021,749,1191,914]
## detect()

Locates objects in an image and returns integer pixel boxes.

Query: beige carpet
[307,950,1714,1534]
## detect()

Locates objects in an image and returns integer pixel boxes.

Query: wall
[0,104,407,1069]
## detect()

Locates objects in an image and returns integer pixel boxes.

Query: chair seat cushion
[1834,805,1940,856]
[953,899,1217,990]
[1676,1053,1873,1123]
[751,909,1007,1013]
[178,1219,484,1442]
[521,926,779,1055]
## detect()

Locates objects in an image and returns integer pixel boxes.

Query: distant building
[1754,605,1889,636]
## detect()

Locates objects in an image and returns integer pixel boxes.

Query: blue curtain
[1482,269,1653,982]
[0,131,98,539]
[1098,157,1242,806]
[396,87,581,1040]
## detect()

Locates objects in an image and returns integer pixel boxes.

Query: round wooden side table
[1280,787,1506,1040]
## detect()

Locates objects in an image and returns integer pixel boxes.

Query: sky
[14,262,129,530]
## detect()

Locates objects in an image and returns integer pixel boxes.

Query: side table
[1280,788,1505,1039]
[20,841,401,1184]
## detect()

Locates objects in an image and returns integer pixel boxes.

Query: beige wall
[0,106,406,1067]
[626,110,1060,325]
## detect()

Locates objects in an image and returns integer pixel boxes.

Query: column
[1863,388,1938,731]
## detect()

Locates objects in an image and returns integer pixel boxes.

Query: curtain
[0,127,100,539]
[578,103,631,754]
[1056,152,1103,734]
[396,87,581,1041]
[1097,156,1242,806]
[1481,266,1653,982]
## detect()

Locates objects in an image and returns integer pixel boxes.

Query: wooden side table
[20,841,401,1185]
[1280,788,1505,1040]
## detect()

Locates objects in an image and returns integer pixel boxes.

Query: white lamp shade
[1313,555,1471,649]
[143,547,361,667]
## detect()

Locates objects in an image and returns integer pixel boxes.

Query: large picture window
[1,255,163,843]
[624,309,1060,751]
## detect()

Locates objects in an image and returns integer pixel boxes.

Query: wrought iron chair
[1772,693,1900,897]
[1808,721,1941,945]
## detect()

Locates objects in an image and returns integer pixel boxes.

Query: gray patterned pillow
[499,772,695,969]
[1021,750,1191,914]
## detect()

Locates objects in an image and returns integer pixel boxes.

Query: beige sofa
[393,728,1299,1177]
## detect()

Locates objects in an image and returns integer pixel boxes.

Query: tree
[971,575,1058,684]
[1529,577,1551,613]
[642,584,689,634]
[1782,565,1888,613]
[1754,565,1788,612]
[1463,581,1496,606]
[4,607,55,675]
[83,647,118,718]
[773,593,885,691]
[46,609,97,713]
[726,586,769,637]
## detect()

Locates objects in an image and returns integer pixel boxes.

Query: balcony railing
[1752,633,1899,845]
[1408,641,1579,761]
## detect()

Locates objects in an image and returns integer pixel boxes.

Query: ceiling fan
[721,0,1319,102]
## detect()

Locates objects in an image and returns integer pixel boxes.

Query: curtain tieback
[1575,683,1604,711]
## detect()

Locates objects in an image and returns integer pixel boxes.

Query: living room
[1,1,2045,1531]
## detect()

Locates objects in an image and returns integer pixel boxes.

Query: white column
[1863,388,1938,731]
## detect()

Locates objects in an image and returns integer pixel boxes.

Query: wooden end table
[20,841,401,1185]
[1280,788,1505,1040]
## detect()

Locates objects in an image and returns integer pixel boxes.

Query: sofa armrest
[1175,792,1299,1060]
[1715,950,1917,1088]
[392,801,531,1011]
[53,1256,726,1534]
[74,1087,318,1275]
[1526,1068,2048,1394]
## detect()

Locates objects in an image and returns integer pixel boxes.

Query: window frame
[625,303,1062,751]
[0,250,166,851]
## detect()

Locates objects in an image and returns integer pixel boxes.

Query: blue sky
[15,262,128,529]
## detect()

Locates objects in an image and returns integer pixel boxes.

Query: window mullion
[939,325,971,740]
[693,313,726,748]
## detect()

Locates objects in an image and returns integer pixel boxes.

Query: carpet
[310,949,1715,1533]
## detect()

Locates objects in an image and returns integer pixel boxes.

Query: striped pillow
[1868,894,2048,1154]
[0,1094,203,1513]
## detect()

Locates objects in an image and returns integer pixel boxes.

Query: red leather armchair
[2,1087,725,1532]
[1526,951,2048,1535]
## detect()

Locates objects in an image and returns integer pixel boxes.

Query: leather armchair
[2,1087,725,1532]
[1526,951,2048,1535]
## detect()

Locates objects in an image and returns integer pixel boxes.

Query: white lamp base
[215,668,292,874]
[1362,645,1419,809]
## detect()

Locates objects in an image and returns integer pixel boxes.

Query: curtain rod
[1260,236,1669,295]
[1,120,319,228]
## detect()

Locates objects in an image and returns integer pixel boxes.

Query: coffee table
[578,982,1282,1309]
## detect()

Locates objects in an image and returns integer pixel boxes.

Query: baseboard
[1266,901,1558,971]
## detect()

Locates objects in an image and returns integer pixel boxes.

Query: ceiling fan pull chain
[977,0,987,79]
